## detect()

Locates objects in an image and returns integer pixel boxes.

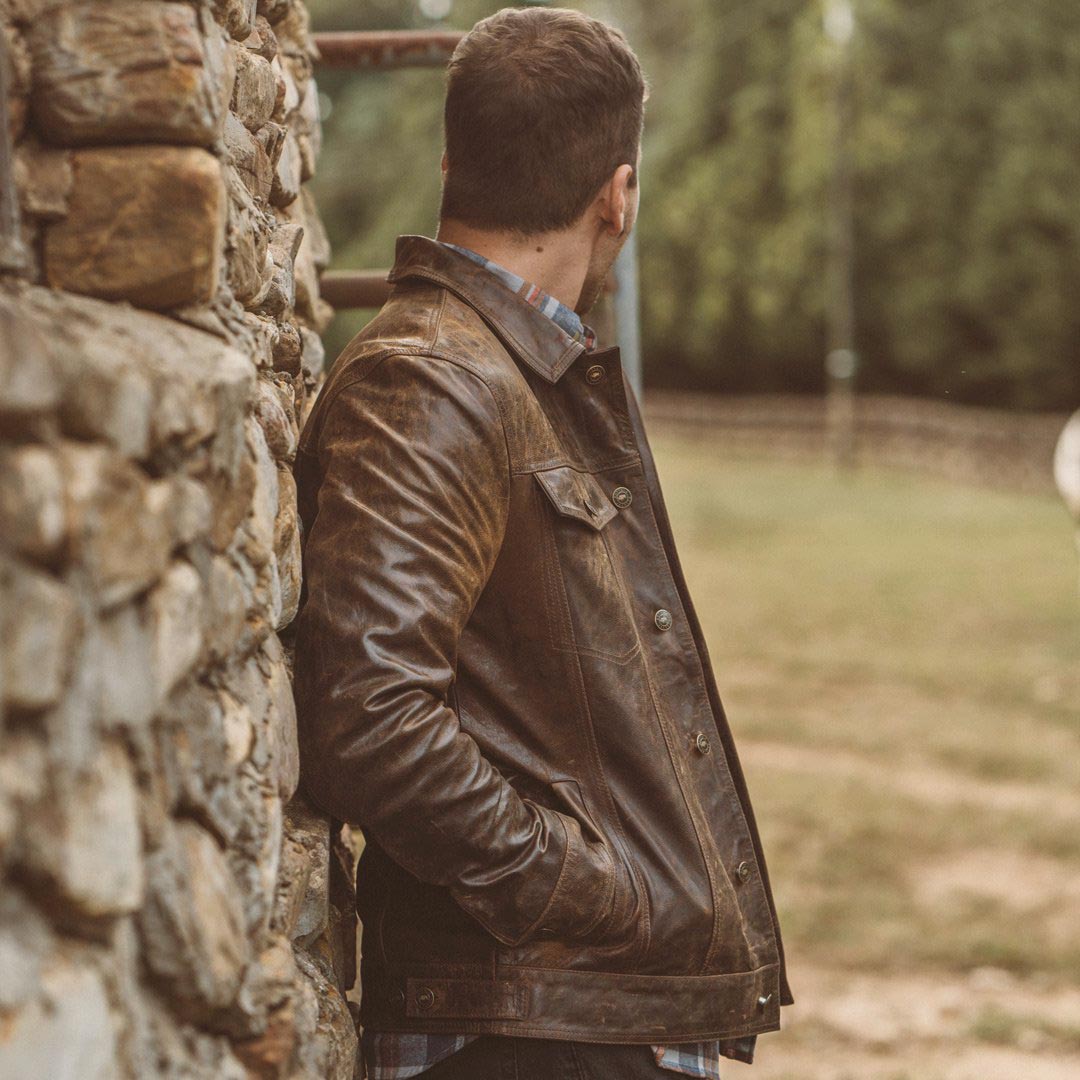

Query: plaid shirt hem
[363,1030,758,1080]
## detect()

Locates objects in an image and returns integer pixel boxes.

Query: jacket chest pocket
[533,465,641,665]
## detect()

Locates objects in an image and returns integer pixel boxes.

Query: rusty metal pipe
[313,31,465,70]
[319,270,393,310]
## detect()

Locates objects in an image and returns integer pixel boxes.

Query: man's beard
[575,248,619,316]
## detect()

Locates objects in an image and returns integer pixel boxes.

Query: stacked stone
[0,1,357,1077]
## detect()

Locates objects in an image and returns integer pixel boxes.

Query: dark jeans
[418,1035,672,1080]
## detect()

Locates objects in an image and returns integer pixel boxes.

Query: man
[291,7,793,1079]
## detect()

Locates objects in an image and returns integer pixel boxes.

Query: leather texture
[291,235,793,1045]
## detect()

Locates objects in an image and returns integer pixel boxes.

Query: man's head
[440,6,647,314]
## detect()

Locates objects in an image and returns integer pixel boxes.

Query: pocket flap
[534,466,618,529]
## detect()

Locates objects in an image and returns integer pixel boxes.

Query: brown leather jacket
[291,235,793,1049]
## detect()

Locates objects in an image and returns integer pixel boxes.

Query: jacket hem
[360,960,784,1045]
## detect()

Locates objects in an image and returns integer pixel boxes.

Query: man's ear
[597,163,635,238]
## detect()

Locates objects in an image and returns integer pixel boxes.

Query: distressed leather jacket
[291,235,794,1049]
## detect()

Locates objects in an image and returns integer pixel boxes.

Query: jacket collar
[386,234,587,384]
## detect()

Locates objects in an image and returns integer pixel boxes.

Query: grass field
[650,433,1080,1080]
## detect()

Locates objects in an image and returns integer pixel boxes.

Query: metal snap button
[757,993,773,1010]
[654,608,673,631]
[611,485,633,509]
[736,860,753,882]
[415,987,435,1011]
[694,732,711,755]
[585,363,606,384]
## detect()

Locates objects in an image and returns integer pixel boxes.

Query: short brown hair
[440,6,647,234]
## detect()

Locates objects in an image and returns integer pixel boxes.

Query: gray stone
[245,16,280,62]
[0,291,59,421]
[281,799,328,943]
[272,318,303,375]
[146,559,205,700]
[225,165,273,307]
[42,594,103,771]
[300,185,330,271]
[0,958,119,1080]
[0,730,46,861]
[30,2,232,147]
[18,740,144,920]
[240,417,280,569]
[263,632,299,798]
[274,467,302,630]
[0,888,52,1012]
[201,554,249,663]
[292,949,358,1080]
[270,129,302,208]
[0,288,253,468]
[1,560,79,712]
[98,600,157,731]
[228,770,283,944]
[161,474,213,549]
[224,111,274,202]
[139,818,249,1020]
[270,53,300,123]
[300,325,326,382]
[213,0,258,41]
[59,442,173,608]
[0,445,66,563]
[254,373,298,462]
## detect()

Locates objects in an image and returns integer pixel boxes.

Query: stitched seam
[516,810,575,941]
[319,348,514,530]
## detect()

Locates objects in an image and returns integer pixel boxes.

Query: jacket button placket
[631,526,780,966]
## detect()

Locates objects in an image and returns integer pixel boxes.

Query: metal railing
[313,30,465,70]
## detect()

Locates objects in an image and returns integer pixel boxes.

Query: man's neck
[435,220,592,315]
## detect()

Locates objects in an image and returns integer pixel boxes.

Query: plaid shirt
[362,241,757,1080]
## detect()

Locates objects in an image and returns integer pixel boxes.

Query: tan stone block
[225,165,272,306]
[0,293,59,420]
[224,112,274,201]
[1,559,79,712]
[212,0,257,41]
[244,15,279,62]
[270,129,302,207]
[138,818,249,1020]
[0,959,119,1078]
[298,326,324,384]
[18,740,144,920]
[30,1,232,147]
[232,44,276,132]
[13,140,73,220]
[253,372,297,462]
[0,445,65,563]
[274,470,301,631]
[146,559,205,699]
[59,442,173,608]
[44,147,225,311]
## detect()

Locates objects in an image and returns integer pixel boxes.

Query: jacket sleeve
[291,352,623,947]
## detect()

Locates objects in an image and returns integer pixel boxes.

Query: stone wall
[0,2,359,1077]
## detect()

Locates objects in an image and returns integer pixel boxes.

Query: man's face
[575,152,641,318]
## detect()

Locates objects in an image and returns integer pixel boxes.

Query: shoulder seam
[318,347,514,476]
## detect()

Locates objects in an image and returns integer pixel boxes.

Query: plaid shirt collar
[437,240,598,351]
